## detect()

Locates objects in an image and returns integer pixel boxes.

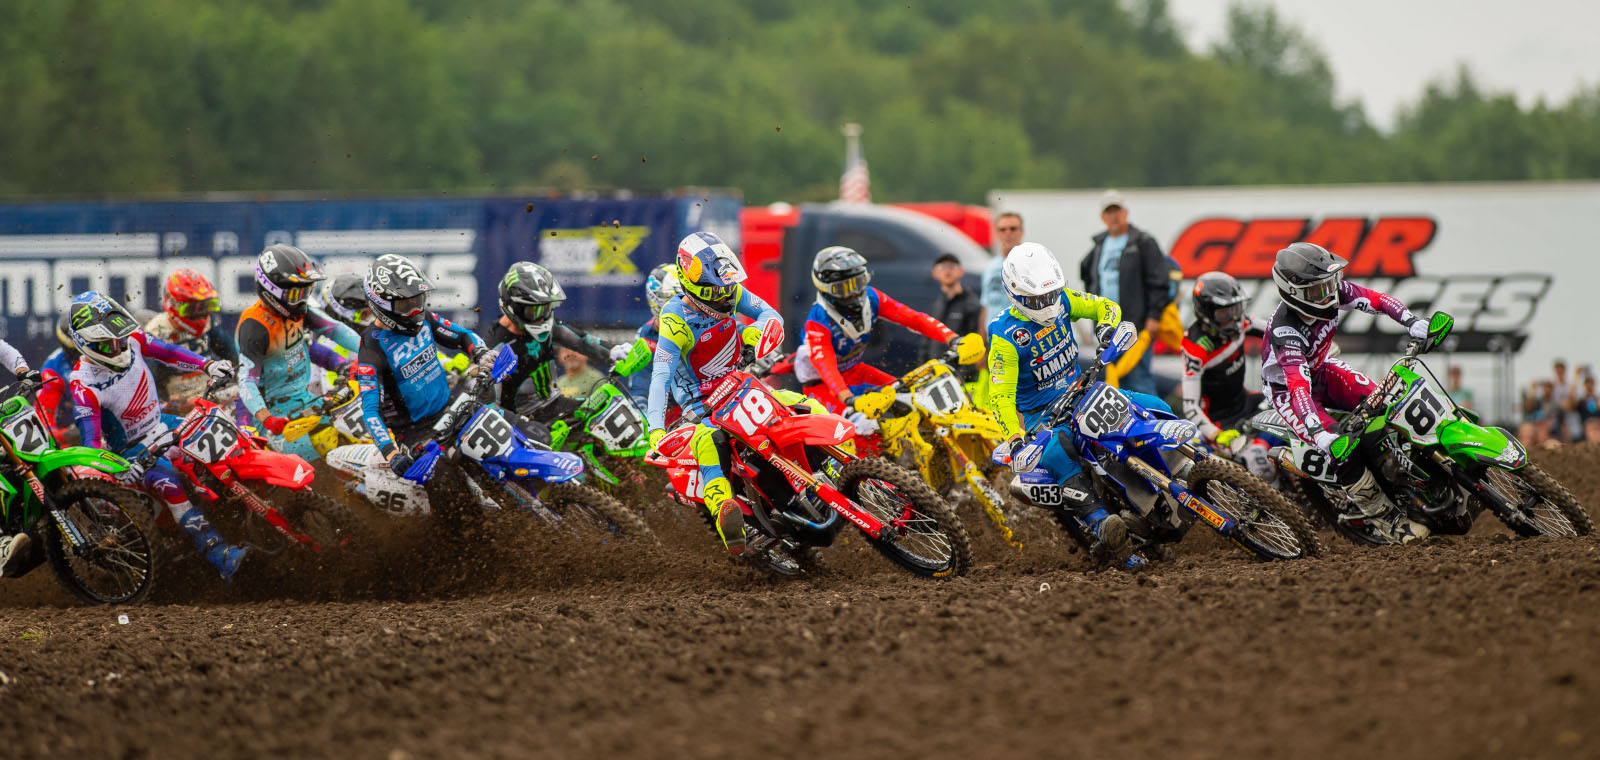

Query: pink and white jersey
[71,332,207,451]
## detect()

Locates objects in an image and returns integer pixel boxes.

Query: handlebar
[1331,338,1423,436]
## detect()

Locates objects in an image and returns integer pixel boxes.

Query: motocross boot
[703,477,746,556]
[1058,472,1131,560]
[0,533,31,577]
[177,510,249,582]
[1344,469,1431,544]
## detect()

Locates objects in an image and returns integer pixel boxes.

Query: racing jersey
[1261,280,1420,433]
[646,288,781,432]
[70,332,208,451]
[38,348,77,429]
[354,312,486,456]
[236,301,358,418]
[144,312,240,404]
[1181,317,1265,439]
[626,319,660,400]
[986,290,1121,440]
[0,340,24,377]
[484,318,613,410]
[794,287,956,394]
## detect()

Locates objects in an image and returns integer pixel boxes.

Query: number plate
[590,397,646,450]
[712,382,782,440]
[1073,384,1131,440]
[331,398,366,437]
[911,374,965,416]
[180,415,242,464]
[1393,376,1452,443]
[458,408,516,461]
[1,407,50,456]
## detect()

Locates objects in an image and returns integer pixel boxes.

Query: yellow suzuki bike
[856,354,1024,550]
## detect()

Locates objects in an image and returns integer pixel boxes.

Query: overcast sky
[1169,0,1600,129]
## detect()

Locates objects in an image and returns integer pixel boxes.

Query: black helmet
[499,262,566,337]
[320,273,371,328]
[1272,242,1347,322]
[55,313,78,356]
[255,244,326,318]
[811,246,871,317]
[364,254,433,335]
[1192,272,1250,339]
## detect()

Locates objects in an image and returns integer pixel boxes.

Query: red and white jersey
[71,333,205,450]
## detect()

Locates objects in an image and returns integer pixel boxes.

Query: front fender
[35,447,131,479]
[1437,419,1526,469]
[228,449,317,488]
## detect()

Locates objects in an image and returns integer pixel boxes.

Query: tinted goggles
[1212,302,1245,325]
[1016,290,1061,311]
[817,273,868,300]
[394,293,428,317]
[174,297,219,318]
[517,302,553,325]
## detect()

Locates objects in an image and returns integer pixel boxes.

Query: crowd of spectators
[1519,359,1600,446]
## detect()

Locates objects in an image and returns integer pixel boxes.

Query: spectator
[1446,364,1474,411]
[1518,380,1547,447]
[1578,374,1600,443]
[1079,190,1171,396]
[555,347,604,399]
[980,212,1024,325]
[1551,358,1579,443]
[924,253,983,377]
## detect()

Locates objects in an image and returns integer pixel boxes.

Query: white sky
[1168,0,1600,129]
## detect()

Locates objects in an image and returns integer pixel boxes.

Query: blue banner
[0,192,739,363]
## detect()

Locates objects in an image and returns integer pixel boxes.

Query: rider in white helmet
[986,242,1173,566]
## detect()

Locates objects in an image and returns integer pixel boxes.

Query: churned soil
[3,446,1600,759]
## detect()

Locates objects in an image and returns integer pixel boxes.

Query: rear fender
[1437,419,1526,469]
[34,447,131,479]
[769,414,855,448]
[228,449,316,489]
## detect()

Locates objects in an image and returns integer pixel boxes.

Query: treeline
[2,0,1597,203]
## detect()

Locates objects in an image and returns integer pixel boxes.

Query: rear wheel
[1298,477,1396,546]
[44,480,159,605]
[276,487,369,556]
[1481,464,1595,537]
[1186,458,1322,560]
[837,458,971,578]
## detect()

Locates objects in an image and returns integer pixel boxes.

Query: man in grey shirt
[980,211,1025,326]
[1078,190,1171,396]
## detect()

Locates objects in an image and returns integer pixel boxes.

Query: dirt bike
[1256,313,1593,545]
[1006,323,1321,565]
[0,381,159,605]
[545,375,653,499]
[856,351,1024,551]
[645,359,973,579]
[137,381,367,569]
[396,346,654,542]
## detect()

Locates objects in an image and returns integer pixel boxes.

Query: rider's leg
[689,423,744,555]
[147,457,248,580]
[1034,426,1130,555]
[0,532,31,577]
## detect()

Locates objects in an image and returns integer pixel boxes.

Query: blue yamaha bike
[1006,324,1321,564]
[398,346,654,542]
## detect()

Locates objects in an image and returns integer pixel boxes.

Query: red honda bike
[646,370,971,578]
[138,383,366,569]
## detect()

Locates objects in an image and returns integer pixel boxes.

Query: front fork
[939,428,1021,551]
[1122,454,1238,536]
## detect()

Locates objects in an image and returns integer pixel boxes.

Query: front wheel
[837,458,971,578]
[539,481,657,544]
[1186,458,1322,560]
[44,480,160,605]
[1480,464,1595,538]
[275,486,370,557]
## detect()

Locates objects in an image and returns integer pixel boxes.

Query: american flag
[839,123,871,204]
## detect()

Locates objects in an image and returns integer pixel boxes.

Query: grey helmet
[811,246,871,318]
[364,254,434,335]
[318,273,372,329]
[1272,242,1347,321]
[499,262,565,338]
[1192,271,1250,339]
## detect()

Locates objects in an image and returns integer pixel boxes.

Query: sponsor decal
[1010,327,1031,347]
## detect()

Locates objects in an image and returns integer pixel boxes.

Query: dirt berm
[3,446,1600,759]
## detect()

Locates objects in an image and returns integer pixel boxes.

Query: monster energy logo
[503,269,520,287]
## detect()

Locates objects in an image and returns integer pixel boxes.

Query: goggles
[1211,302,1245,325]
[1295,276,1339,306]
[817,272,869,300]
[173,297,219,319]
[393,293,428,318]
[85,337,128,359]
[1015,289,1062,312]
[685,280,739,303]
[516,302,554,325]
[282,285,311,306]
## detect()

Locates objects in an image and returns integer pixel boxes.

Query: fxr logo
[1171,217,1437,278]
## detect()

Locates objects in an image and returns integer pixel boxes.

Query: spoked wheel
[537,482,657,544]
[1481,465,1595,538]
[1186,458,1322,560]
[44,480,159,605]
[837,458,971,578]
[277,487,370,556]
[1298,478,1397,546]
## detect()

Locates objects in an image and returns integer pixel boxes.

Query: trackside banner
[0,193,739,360]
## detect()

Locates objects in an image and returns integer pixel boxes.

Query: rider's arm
[734,287,782,337]
[306,306,362,353]
[803,318,853,405]
[0,339,26,375]
[1338,280,1421,328]
[875,289,957,344]
[354,339,399,457]
[1243,317,1266,340]
[552,322,613,365]
[986,330,1025,441]
[1180,338,1221,440]
[309,336,352,373]
[131,331,207,373]
[1065,289,1122,330]
[426,313,486,356]
[235,317,271,417]
[1271,330,1336,434]
[647,311,694,431]
[69,378,106,449]
[207,317,241,364]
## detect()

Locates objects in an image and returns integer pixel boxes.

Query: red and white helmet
[162,269,219,338]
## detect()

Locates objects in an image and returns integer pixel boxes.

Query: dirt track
[4,447,1600,759]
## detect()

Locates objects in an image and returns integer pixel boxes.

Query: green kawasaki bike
[1255,313,1592,545]
[0,384,158,604]
[546,376,652,499]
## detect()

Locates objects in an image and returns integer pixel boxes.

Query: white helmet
[1002,242,1066,324]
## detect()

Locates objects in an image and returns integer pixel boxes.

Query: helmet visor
[817,272,869,300]
[1016,289,1062,312]
[174,297,219,319]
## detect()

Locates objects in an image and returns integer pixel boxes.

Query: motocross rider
[986,243,1173,564]
[485,262,649,425]
[314,273,376,333]
[64,292,245,580]
[143,269,250,425]
[644,232,783,556]
[235,245,359,460]
[353,255,494,511]
[0,335,43,577]
[625,263,684,404]
[1180,272,1277,482]
[1263,242,1444,543]
[795,246,985,433]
